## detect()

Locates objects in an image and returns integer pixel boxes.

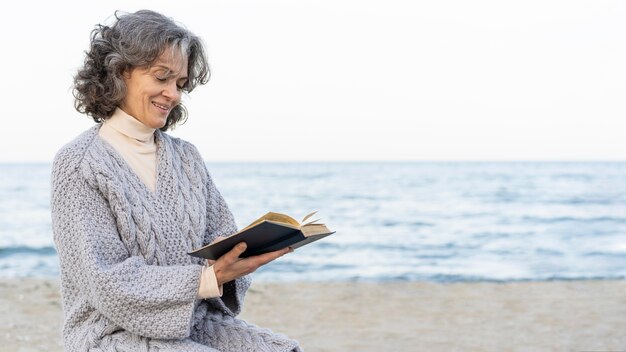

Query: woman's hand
[210,242,292,286]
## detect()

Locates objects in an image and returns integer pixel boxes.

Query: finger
[224,242,247,262]
[253,247,291,264]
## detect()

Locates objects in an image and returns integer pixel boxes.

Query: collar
[104,108,156,143]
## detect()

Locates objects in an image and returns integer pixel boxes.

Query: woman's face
[120,50,189,129]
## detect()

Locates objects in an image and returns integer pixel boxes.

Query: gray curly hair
[73,9,210,131]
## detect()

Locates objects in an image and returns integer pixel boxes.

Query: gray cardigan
[51,125,300,351]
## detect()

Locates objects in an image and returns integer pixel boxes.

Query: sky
[1,0,624,162]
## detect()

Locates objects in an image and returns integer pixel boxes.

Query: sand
[1,278,625,351]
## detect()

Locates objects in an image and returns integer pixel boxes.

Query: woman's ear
[121,69,132,80]
[120,65,135,80]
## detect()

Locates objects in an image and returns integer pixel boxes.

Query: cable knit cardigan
[51,125,300,351]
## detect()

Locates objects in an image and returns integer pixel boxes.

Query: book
[188,211,335,260]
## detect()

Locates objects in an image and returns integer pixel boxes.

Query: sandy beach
[1,279,625,351]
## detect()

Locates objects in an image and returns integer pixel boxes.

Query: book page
[240,211,300,232]
[301,223,333,237]
[301,211,318,223]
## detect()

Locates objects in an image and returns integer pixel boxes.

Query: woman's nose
[162,82,181,101]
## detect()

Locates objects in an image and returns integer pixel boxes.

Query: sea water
[1,162,625,282]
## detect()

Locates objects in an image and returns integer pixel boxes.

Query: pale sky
[1,0,624,162]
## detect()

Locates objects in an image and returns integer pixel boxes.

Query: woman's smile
[120,50,188,129]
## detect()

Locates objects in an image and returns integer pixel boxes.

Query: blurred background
[1,0,625,282]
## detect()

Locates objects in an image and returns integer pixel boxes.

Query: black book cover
[188,221,334,260]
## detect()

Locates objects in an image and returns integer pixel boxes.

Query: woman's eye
[155,76,167,82]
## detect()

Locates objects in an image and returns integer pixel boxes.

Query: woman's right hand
[211,242,292,286]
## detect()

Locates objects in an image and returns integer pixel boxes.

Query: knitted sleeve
[51,157,202,339]
[197,150,252,316]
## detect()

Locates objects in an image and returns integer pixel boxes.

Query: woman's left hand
[210,242,292,286]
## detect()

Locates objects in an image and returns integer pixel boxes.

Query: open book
[188,211,335,260]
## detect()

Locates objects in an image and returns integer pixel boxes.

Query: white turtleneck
[98,107,222,299]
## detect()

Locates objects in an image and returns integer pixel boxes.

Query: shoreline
[1,278,625,351]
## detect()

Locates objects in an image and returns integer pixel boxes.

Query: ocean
[1,162,625,282]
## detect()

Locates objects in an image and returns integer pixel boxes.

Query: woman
[51,9,301,352]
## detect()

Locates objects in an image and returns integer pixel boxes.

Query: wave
[0,246,57,258]
[520,216,626,224]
